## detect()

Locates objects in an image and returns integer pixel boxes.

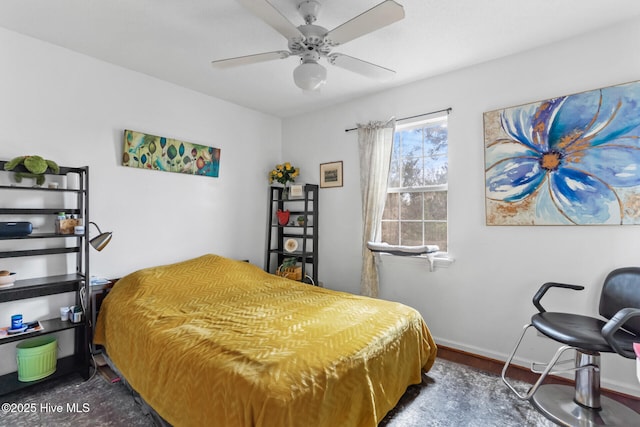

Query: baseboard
[435,344,640,410]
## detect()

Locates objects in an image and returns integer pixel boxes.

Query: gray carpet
[1,358,552,426]
[381,359,553,427]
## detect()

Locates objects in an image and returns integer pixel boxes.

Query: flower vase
[282,185,290,200]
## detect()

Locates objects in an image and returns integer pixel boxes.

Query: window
[381,115,448,251]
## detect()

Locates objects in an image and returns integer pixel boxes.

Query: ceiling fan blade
[211,51,290,69]
[236,0,305,41]
[325,0,405,46]
[328,53,395,80]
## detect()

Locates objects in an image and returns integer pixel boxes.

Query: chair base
[532,384,640,426]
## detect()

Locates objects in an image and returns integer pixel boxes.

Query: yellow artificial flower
[268,162,299,185]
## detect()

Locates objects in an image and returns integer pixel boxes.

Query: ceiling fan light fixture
[293,60,327,91]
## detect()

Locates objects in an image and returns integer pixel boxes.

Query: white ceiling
[1,0,640,118]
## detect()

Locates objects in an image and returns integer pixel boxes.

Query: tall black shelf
[265,184,319,285]
[0,160,90,396]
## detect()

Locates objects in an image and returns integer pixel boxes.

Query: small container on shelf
[277,265,302,281]
[55,218,81,235]
[0,271,17,288]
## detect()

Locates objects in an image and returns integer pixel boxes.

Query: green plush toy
[4,155,60,185]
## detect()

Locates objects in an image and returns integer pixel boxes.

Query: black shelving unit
[0,160,90,396]
[265,184,318,285]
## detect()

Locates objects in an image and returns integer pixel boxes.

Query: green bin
[16,336,57,382]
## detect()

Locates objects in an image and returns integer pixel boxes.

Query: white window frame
[381,114,449,254]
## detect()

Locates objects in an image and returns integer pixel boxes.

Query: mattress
[94,254,437,427]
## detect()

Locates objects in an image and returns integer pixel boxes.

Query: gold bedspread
[94,255,437,427]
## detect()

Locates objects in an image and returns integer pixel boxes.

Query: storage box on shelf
[265,184,318,285]
[0,160,90,395]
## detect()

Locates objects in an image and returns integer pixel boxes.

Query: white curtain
[357,120,395,297]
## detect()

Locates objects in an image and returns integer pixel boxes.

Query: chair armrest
[533,282,585,313]
[601,307,640,359]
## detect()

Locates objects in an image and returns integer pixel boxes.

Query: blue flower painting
[484,81,640,225]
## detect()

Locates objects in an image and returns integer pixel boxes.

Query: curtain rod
[344,107,452,133]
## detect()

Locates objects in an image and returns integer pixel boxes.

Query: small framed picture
[289,184,303,198]
[320,161,343,188]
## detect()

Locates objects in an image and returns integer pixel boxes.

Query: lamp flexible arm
[89,221,103,234]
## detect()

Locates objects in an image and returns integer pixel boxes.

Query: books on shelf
[90,276,112,286]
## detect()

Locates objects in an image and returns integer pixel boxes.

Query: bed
[94,254,437,427]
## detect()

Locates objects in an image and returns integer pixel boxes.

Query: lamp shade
[293,60,327,91]
[89,221,113,251]
[90,232,112,252]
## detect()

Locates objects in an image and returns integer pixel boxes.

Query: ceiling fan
[211,0,405,91]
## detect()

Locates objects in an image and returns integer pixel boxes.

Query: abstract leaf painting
[122,130,220,178]
[484,81,640,225]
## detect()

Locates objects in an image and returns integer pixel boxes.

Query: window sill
[374,251,454,271]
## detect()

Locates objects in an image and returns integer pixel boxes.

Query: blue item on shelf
[0,222,33,237]
[11,314,22,329]
[8,326,28,334]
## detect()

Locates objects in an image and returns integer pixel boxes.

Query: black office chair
[501,267,640,426]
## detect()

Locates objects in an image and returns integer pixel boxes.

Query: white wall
[0,27,281,374]
[283,17,640,396]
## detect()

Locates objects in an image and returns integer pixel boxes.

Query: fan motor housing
[290,24,331,56]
